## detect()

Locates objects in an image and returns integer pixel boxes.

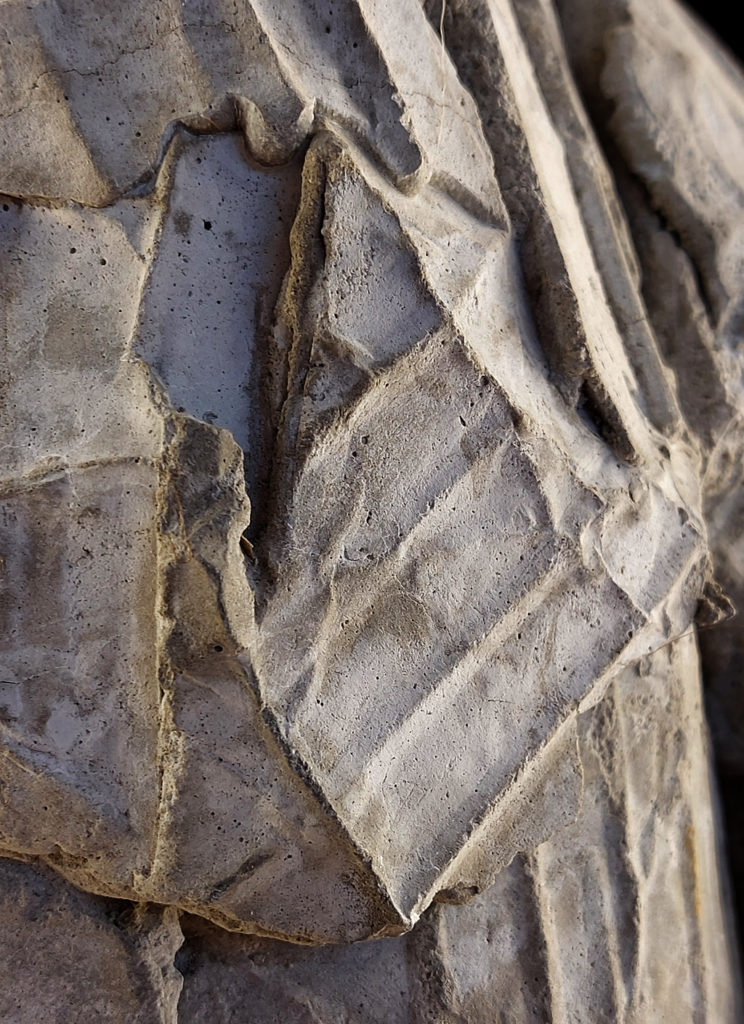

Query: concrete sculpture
[0,0,742,1018]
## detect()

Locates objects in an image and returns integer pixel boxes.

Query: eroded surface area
[0,0,742,1017]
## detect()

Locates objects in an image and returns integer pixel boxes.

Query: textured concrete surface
[0,0,742,1018]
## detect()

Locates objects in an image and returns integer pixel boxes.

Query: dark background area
[686,2,744,65]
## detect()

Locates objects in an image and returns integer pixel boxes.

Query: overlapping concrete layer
[2,637,736,1021]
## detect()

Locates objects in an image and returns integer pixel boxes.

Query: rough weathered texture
[171,638,740,1023]
[0,858,183,1024]
[553,0,744,958]
[0,0,742,1018]
[556,0,744,769]
[4,635,736,1024]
